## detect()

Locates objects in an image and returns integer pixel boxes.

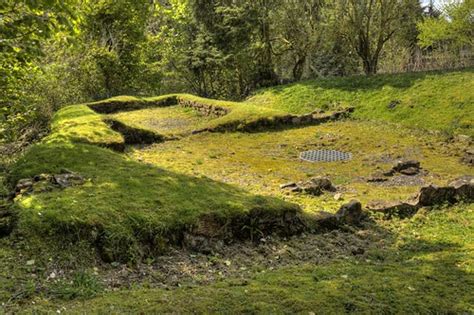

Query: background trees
[1,0,473,146]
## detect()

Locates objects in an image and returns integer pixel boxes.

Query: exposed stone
[387,99,401,109]
[461,148,474,166]
[416,185,457,206]
[334,200,363,225]
[280,177,336,196]
[53,173,85,188]
[13,172,86,198]
[16,179,33,191]
[279,182,297,189]
[384,160,421,176]
[313,211,338,229]
[178,98,230,117]
[366,176,473,217]
[393,160,420,173]
[399,167,419,176]
[191,107,354,134]
[366,200,418,218]
[334,193,343,201]
[448,176,474,201]
[313,200,364,229]
[0,201,14,237]
[88,96,178,114]
[366,174,388,183]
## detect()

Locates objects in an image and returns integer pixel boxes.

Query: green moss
[45,105,124,148]
[87,94,178,114]
[249,69,474,136]
[133,120,470,213]
[2,69,473,312]
[9,141,299,261]
[110,106,215,136]
[15,204,474,314]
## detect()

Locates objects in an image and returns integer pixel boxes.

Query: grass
[133,120,471,213]
[11,204,473,314]
[44,105,124,148]
[1,68,473,312]
[110,106,214,136]
[9,141,298,262]
[248,68,474,136]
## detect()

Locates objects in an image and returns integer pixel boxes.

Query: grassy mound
[45,105,124,149]
[17,204,474,313]
[249,69,474,136]
[7,100,302,262]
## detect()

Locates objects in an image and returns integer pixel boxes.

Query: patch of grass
[45,105,124,148]
[177,94,287,131]
[133,120,470,213]
[17,204,474,314]
[248,69,474,136]
[110,105,214,136]
[51,271,103,301]
[87,94,178,114]
[9,141,299,262]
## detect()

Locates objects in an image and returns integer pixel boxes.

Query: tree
[418,0,474,49]
[0,0,75,144]
[273,0,326,80]
[339,0,409,75]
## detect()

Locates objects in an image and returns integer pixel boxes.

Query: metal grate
[300,149,352,162]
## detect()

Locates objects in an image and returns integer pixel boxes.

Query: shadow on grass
[264,68,473,95]
[9,142,302,262]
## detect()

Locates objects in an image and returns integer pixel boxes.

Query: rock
[33,174,51,182]
[366,200,418,217]
[279,182,297,189]
[14,172,85,198]
[335,200,363,225]
[183,233,213,254]
[334,193,343,201]
[387,99,401,109]
[53,173,85,188]
[313,177,336,192]
[385,160,421,176]
[448,176,474,201]
[393,160,420,173]
[367,174,474,218]
[416,185,457,207]
[399,167,419,176]
[291,117,302,124]
[16,179,33,191]
[280,177,336,196]
[367,175,388,183]
[313,211,338,229]
[0,214,14,237]
[313,200,364,229]
[461,149,474,166]
[311,109,325,115]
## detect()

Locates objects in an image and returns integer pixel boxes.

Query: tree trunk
[292,55,306,81]
[363,57,378,75]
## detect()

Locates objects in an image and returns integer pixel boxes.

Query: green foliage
[418,0,474,49]
[0,0,76,144]
[51,271,103,301]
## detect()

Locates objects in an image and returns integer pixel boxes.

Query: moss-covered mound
[249,68,474,136]
[7,98,302,262]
